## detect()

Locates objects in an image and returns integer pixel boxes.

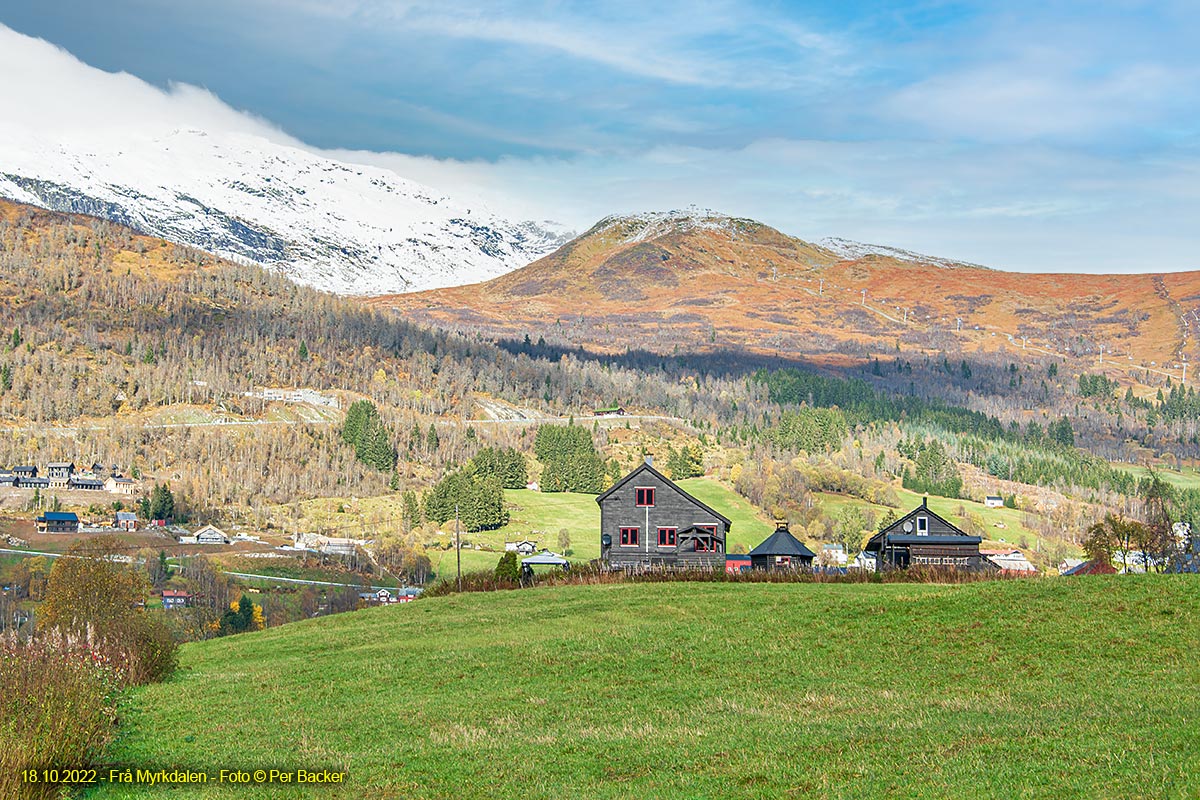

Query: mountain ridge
[375,209,1200,372]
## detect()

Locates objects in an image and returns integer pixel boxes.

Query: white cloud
[0,25,297,145]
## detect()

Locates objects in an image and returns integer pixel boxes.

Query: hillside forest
[2,200,1199,578]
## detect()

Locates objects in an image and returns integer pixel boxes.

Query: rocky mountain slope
[375,209,1200,373]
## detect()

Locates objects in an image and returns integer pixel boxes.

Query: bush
[0,631,121,800]
[495,552,520,582]
[39,536,179,686]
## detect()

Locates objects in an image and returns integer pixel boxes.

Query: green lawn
[89,577,1199,799]
[1120,464,1200,492]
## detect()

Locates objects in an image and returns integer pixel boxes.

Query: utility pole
[956,317,963,332]
[1099,345,1104,365]
[903,308,908,324]
[455,503,461,593]
[819,278,824,297]
[861,289,866,306]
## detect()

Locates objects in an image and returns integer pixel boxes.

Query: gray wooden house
[863,499,992,571]
[597,459,731,570]
[749,521,816,571]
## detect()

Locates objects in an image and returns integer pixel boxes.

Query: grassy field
[88,577,1198,799]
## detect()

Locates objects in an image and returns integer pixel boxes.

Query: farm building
[192,524,230,545]
[848,551,877,571]
[982,549,1037,574]
[69,476,105,491]
[0,471,14,487]
[46,462,75,488]
[105,476,137,495]
[505,540,537,555]
[12,466,38,479]
[115,511,138,532]
[748,521,816,571]
[819,542,848,566]
[598,459,731,570]
[1061,560,1118,576]
[985,495,1004,509]
[37,511,80,534]
[161,589,190,610]
[864,499,993,571]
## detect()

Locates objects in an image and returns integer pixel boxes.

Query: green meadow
[88,577,1199,799]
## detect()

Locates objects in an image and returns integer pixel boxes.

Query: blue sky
[2,1,1199,271]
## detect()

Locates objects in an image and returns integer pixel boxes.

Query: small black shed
[749,522,816,571]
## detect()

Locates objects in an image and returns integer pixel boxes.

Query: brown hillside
[373,212,1200,377]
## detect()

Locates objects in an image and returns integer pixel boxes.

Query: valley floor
[87,577,1198,799]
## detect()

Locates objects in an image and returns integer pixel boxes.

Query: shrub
[0,630,121,800]
[40,536,178,686]
[494,552,520,582]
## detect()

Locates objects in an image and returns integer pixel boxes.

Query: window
[635,487,655,507]
[917,516,929,535]
[619,527,639,546]
[657,527,677,547]
[694,524,719,551]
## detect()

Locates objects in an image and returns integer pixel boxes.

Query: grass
[87,577,1199,799]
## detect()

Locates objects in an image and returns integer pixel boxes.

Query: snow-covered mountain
[0,126,571,295]
[817,237,986,269]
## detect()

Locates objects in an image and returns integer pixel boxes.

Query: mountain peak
[588,208,766,244]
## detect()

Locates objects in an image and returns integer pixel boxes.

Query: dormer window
[917,516,929,535]
[635,487,655,507]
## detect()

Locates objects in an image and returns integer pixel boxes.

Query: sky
[1,1,1198,272]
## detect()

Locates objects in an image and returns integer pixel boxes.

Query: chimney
[921,495,928,508]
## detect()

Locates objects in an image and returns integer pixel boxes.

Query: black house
[749,521,816,570]
[13,466,37,479]
[864,499,992,571]
[597,460,731,570]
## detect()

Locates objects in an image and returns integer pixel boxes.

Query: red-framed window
[635,487,655,507]
[619,526,639,546]
[657,527,677,547]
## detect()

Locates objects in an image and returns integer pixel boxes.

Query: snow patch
[818,237,986,270]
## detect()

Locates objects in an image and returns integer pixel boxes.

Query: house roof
[883,534,983,545]
[595,461,732,528]
[116,512,137,521]
[109,476,135,484]
[726,554,751,561]
[1062,560,1117,576]
[162,589,190,598]
[42,512,79,522]
[748,528,817,558]
[47,462,75,468]
[864,501,971,552]
[523,550,570,566]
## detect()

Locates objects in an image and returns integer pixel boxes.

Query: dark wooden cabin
[864,499,992,571]
[598,460,731,570]
[749,521,816,570]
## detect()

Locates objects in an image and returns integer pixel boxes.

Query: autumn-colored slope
[373,211,1200,373]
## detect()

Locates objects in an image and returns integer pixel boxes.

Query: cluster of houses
[0,462,137,495]
[599,460,1041,575]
